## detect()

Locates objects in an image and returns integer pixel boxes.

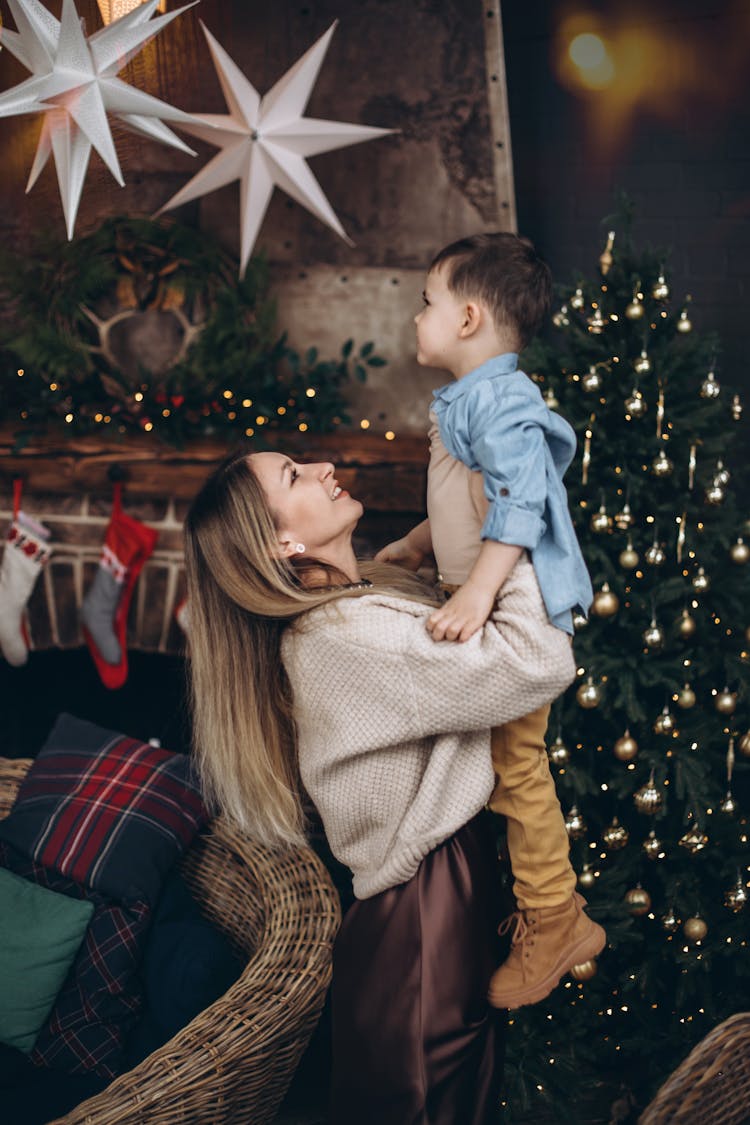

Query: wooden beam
[0,426,428,512]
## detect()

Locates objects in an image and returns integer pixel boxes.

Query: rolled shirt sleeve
[469,390,549,550]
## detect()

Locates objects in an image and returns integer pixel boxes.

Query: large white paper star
[158,21,394,276]
[0,0,201,238]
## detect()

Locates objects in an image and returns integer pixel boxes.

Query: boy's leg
[489,705,575,909]
[488,706,605,1009]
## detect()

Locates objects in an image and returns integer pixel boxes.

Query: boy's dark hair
[430,232,553,349]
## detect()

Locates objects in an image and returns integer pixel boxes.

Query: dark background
[503,0,750,409]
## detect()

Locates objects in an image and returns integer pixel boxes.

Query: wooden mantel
[0,426,429,514]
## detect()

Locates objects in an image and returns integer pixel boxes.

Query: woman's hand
[426,581,495,643]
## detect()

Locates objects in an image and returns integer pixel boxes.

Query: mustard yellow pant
[489,704,576,910]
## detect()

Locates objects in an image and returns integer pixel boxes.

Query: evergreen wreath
[0,216,385,446]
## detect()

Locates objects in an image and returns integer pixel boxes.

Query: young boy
[376,232,605,1009]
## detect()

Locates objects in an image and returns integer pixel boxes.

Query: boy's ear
[458,300,483,338]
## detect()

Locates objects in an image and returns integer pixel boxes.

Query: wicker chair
[0,757,341,1125]
[639,1011,750,1125]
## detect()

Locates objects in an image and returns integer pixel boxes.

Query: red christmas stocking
[81,484,157,690]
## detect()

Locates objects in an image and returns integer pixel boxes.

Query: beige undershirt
[426,408,490,586]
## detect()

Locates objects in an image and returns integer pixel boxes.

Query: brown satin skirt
[329,815,505,1125]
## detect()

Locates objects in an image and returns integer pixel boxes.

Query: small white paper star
[0,0,201,238]
[159,20,395,276]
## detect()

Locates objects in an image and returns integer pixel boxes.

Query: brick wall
[0,491,187,656]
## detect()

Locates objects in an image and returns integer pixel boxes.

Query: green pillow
[0,867,94,1053]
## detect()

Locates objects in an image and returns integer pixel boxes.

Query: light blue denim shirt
[431,352,593,635]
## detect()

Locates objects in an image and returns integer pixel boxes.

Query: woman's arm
[293,557,575,744]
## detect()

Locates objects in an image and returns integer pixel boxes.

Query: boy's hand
[374,536,425,571]
[426,582,496,643]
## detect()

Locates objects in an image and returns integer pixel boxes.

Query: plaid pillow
[0,841,150,1079]
[0,714,206,906]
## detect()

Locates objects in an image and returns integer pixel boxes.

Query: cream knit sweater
[281,555,575,899]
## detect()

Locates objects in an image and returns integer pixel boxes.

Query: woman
[184,448,575,1125]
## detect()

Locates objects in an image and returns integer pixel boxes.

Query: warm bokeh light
[554,4,750,159]
[96,0,166,25]
[568,33,615,89]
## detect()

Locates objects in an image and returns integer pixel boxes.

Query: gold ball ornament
[619,542,640,570]
[587,307,606,334]
[624,389,647,417]
[602,817,629,850]
[634,776,664,815]
[625,886,652,916]
[661,907,680,932]
[645,542,666,566]
[676,683,696,709]
[582,365,603,393]
[576,676,602,709]
[652,273,670,301]
[592,583,620,617]
[677,609,697,639]
[676,307,693,333]
[548,735,570,766]
[570,959,598,981]
[682,916,707,942]
[653,706,676,735]
[643,830,665,860]
[634,348,652,375]
[614,503,634,530]
[578,865,596,890]
[730,538,750,564]
[705,481,726,505]
[651,449,674,477]
[570,286,585,310]
[643,618,665,649]
[614,730,639,762]
[700,370,720,398]
[565,805,587,839]
[737,731,750,757]
[724,876,748,913]
[679,824,708,853]
[544,387,559,410]
[714,687,737,715]
[573,611,589,630]
[692,567,710,593]
[590,504,612,533]
[625,297,644,320]
[719,790,737,815]
[552,305,570,328]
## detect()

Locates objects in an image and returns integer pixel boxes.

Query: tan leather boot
[488,892,606,1009]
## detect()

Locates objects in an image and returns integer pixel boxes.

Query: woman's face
[249,452,363,559]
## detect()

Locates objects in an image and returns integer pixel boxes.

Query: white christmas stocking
[0,510,52,667]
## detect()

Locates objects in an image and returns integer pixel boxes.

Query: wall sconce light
[97,0,166,25]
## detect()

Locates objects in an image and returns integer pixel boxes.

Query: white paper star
[0,0,201,238]
[158,20,395,276]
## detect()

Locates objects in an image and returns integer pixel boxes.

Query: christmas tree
[502,206,750,1122]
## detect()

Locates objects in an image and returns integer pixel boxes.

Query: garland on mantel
[0,217,386,448]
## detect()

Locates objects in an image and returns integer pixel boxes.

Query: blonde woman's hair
[184,446,438,849]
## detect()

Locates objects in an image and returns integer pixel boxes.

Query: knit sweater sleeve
[288,557,575,745]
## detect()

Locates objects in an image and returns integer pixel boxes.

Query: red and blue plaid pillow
[0,713,206,907]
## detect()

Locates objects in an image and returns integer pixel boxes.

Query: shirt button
[499,487,510,496]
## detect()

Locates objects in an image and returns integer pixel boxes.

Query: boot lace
[498,909,536,961]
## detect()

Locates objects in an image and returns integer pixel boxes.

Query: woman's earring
[295,543,305,554]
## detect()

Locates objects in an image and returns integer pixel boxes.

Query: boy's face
[414,264,466,372]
